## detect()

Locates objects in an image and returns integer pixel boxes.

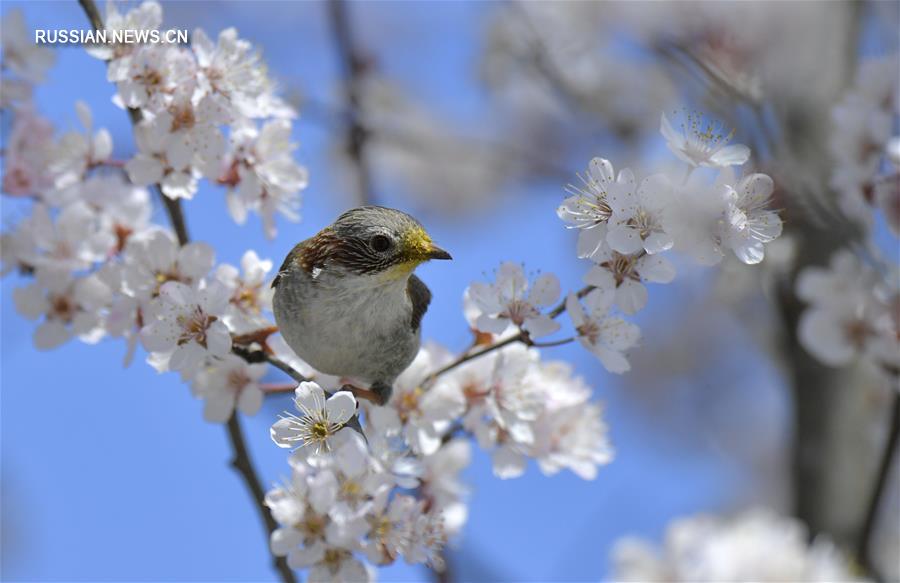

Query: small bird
[272,206,451,405]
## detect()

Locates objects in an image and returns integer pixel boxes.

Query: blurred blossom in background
[1,1,898,582]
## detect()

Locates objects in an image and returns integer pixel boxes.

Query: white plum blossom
[721,173,783,265]
[419,438,471,537]
[467,262,561,338]
[829,57,899,226]
[660,110,750,168]
[192,354,267,422]
[21,202,116,272]
[264,461,369,578]
[661,171,733,265]
[559,157,616,228]
[86,1,163,83]
[566,291,640,373]
[478,345,545,472]
[583,246,676,315]
[157,88,230,180]
[192,27,291,119]
[2,107,56,196]
[661,169,781,266]
[298,544,372,583]
[115,45,196,112]
[120,230,214,302]
[214,250,274,333]
[48,102,113,190]
[73,174,152,251]
[612,508,860,582]
[271,382,358,454]
[13,268,111,350]
[219,119,307,238]
[363,493,423,566]
[558,157,614,258]
[451,344,553,479]
[367,343,465,456]
[140,280,232,375]
[125,117,200,200]
[796,250,898,370]
[606,171,674,255]
[0,9,55,106]
[529,360,613,479]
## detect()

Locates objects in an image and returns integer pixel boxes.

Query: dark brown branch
[856,390,900,582]
[232,344,308,384]
[328,0,375,206]
[77,0,103,31]
[227,414,298,583]
[77,2,297,580]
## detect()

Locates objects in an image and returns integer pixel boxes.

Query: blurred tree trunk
[771,3,876,548]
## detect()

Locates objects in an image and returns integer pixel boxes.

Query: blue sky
[1,2,790,581]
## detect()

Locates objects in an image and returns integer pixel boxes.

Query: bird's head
[322,206,451,281]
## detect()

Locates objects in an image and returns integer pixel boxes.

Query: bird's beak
[427,244,452,261]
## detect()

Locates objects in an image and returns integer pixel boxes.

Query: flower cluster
[84,1,307,237]
[612,508,861,582]
[0,9,55,107]
[264,339,614,576]
[829,57,899,233]
[796,250,898,375]
[0,6,308,421]
[266,381,460,580]
[552,111,782,370]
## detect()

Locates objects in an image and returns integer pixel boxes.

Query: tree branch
[226,414,297,583]
[77,2,297,580]
[328,0,375,206]
[856,389,900,582]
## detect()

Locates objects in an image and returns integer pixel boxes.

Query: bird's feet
[340,384,380,404]
[339,381,393,406]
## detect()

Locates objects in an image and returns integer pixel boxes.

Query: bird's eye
[370,234,392,253]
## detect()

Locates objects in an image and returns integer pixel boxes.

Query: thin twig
[261,382,298,394]
[328,0,374,206]
[856,389,900,582]
[424,285,594,385]
[530,337,575,348]
[77,2,297,580]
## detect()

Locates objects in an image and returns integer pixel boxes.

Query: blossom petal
[607,224,644,255]
[642,231,674,254]
[594,346,631,374]
[325,391,357,425]
[270,527,303,557]
[270,417,299,449]
[615,280,648,315]
[493,446,526,479]
[527,273,560,307]
[203,393,235,423]
[710,143,751,167]
[522,315,561,339]
[638,255,676,283]
[237,386,263,417]
[294,381,325,414]
[576,225,607,259]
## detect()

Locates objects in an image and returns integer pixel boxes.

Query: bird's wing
[407,274,432,331]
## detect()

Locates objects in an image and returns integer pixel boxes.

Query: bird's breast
[273,269,420,383]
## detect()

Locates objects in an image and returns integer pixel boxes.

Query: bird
[271,206,451,406]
